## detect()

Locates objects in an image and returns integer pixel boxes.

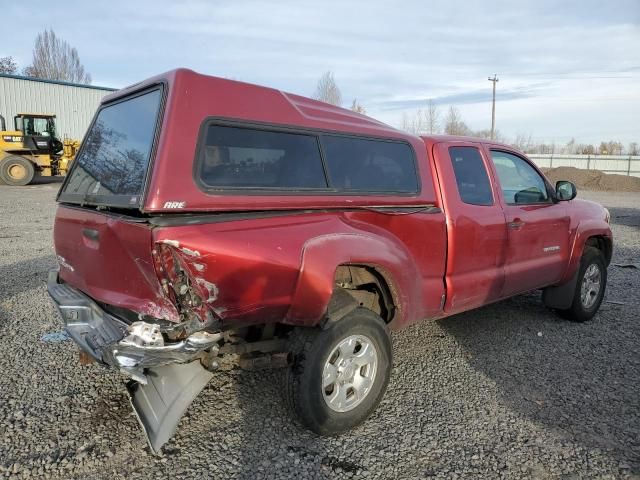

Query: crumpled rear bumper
[47,269,219,453]
[46,270,129,364]
[47,269,221,380]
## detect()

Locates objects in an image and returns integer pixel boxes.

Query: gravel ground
[0,181,638,479]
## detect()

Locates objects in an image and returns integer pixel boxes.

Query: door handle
[82,228,99,241]
[508,220,525,230]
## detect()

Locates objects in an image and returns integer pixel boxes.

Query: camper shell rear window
[194,120,420,195]
[58,86,164,208]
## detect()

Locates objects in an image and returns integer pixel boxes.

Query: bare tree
[536,143,555,155]
[399,101,439,135]
[598,142,606,155]
[0,56,17,74]
[582,144,596,155]
[598,140,624,155]
[425,99,440,134]
[473,129,490,139]
[400,110,425,134]
[575,143,595,155]
[444,106,460,135]
[444,106,471,136]
[350,99,366,114]
[610,141,623,155]
[512,132,533,152]
[629,142,639,156]
[401,113,416,134]
[23,30,91,84]
[473,128,505,142]
[313,71,341,106]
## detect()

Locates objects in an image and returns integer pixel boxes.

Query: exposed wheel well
[585,236,612,265]
[327,264,396,324]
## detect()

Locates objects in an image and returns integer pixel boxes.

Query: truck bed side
[152,208,447,329]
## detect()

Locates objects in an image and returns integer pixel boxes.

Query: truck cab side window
[490,151,549,204]
[448,146,493,206]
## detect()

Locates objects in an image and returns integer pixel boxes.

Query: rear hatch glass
[58,87,163,208]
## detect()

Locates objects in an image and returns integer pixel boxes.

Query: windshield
[21,117,56,137]
[59,87,163,207]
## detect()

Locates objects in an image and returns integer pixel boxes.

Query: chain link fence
[528,154,640,178]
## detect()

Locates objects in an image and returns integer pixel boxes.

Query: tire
[557,246,607,322]
[285,308,392,435]
[0,155,35,186]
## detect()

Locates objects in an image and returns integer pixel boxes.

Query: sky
[3,0,639,146]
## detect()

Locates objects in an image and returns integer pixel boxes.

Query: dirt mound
[541,166,640,193]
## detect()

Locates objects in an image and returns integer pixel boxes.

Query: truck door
[433,142,508,314]
[485,149,570,296]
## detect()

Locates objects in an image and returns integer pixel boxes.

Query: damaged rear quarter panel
[152,215,311,325]
[151,209,446,328]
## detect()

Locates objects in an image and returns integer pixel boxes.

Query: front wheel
[285,308,392,435]
[558,247,607,322]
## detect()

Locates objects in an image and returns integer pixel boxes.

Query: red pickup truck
[48,69,612,452]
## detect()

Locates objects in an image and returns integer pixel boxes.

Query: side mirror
[555,181,577,201]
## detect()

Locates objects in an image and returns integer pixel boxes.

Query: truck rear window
[59,87,163,207]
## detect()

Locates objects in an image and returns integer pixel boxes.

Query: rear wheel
[0,155,35,186]
[285,308,392,435]
[558,247,607,322]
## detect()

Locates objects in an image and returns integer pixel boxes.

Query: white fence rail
[528,154,640,178]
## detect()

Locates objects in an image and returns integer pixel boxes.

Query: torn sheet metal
[113,328,222,373]
[127,360,213,453]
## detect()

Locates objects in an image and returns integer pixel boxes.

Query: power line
[488,74,499,140]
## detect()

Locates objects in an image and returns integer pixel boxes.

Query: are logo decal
[164,201,186,209]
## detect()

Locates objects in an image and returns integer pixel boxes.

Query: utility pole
[488,74,499,139]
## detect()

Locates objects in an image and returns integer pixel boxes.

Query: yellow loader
[0,113,79,186]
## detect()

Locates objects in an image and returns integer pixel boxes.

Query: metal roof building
[0,74,116,140]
